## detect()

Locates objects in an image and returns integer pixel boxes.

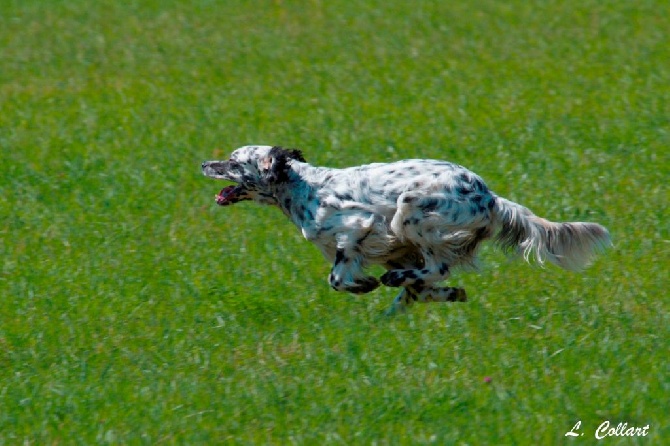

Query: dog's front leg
[328,248,380,294]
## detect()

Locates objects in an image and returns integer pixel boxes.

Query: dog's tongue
[215,185,240,206]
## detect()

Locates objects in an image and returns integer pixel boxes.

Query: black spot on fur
[422,198,439,212]
[381,269,416,287]
[456,185,473,195]
[473,178,486,192]
[334,249,347,265]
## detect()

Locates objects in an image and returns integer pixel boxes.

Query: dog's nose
[201,161,208,169]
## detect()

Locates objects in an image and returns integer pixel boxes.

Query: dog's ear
[286,148,306,163]
[262,146,306,183]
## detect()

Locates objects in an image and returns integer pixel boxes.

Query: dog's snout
[202,160,231,179]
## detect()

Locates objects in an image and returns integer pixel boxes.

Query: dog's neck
[271,161,330,229]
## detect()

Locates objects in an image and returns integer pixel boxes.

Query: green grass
[1,0,668,443]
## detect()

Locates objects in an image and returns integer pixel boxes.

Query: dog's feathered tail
[491,196,611,271]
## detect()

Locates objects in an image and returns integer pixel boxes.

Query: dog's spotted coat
[203,146,610,312]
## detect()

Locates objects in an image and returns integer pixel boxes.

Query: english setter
[202,146,610,313]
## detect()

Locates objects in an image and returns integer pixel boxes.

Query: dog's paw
[347,276,380,294]
[330,274,380,294]
[380,269,417,287]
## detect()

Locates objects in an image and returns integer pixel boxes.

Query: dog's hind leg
[384,191,492,288]
[386,285,467,315]
[384,192,454,287]
[418,286,467,303]
[380,254,451,288]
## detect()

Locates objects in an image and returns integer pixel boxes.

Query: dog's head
[202,145,306,206]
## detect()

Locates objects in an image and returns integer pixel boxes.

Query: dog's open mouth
[215,185,243,206]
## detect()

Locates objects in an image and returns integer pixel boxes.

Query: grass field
[1,0,668,444]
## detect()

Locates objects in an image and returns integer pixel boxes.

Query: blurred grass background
[0,0,668,443]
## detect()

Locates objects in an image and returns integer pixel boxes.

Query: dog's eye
[227,160,245,173]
